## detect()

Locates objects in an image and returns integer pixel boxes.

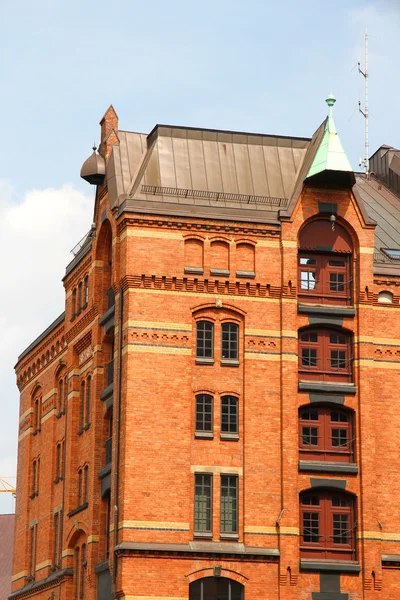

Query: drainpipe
[112,285,123,596]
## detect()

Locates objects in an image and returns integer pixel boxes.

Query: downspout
[112,285,123,596]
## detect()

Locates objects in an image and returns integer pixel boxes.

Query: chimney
[99,105,119,160]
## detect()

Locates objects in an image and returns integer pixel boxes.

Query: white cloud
[0,180,92,513]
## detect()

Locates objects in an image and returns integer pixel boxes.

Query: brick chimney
[99,105,119,160]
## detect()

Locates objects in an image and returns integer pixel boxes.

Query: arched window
[74,546,80,600]
[221,395,238,435]
[299,328,352,383]
[299,406,354,463]
[189,577,244,600]
[72,288,77,318]
[378,290,393,303]
[78,281,83,313]
[196,321,214,360]
[84,275,89,307]
[195,394,213,435]
[86,376,91,427]
[84,466,89,504]
[236,242,255,277]
[184,238,204,273]
[298,220,353,305]
[300,490,356,560]
[221,322,239,361]
[79,381,85,432]
[33,395,41,434]
[78,469,83,506]
[210,240,229,274]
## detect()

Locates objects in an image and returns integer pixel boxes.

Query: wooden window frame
[195,394,213,435]
[299,328,352,383]
[300,491,356,560]
[221,322,239,363]
[196,321,214,361]
[220,475,238,535]
[298,252,352,306]
[194,473,212,535]
[299,406,354,463]
[221,395,238,435]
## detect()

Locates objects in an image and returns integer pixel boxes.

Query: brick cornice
[121,273,296,300]
[117,215,280,238]
[63,256,92,288]
[66,306,97,343]
[9,568,73,599]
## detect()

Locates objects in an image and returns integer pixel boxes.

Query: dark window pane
[196,321,213,358]
[302,348,317,367]
[332,429,348,447]
[302,427,318,446]
[195,394,213,432]
[220,476,238,533]
[300,257,317,265]
[221,396,238,434]
[221,323,239,360]
[333,514,349,544]
[329,260,345,267]
[331,350,346,370]
[194,474,212,532]
[303,512,319,542]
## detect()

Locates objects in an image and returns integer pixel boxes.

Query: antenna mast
[358,30,369,176]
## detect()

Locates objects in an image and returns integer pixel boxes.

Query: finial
[325,93,336,108]
[92,143,97,152]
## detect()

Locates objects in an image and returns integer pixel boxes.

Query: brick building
[11,97,400,600]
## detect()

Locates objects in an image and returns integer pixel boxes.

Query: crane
[0,478,16,498]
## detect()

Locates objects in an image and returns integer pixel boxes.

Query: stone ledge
[300,559,360,573]
[299,461,358,475]
[115,540,279,558]
[298,304,355,318]
[299,382,356,395]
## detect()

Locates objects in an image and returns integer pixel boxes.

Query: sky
[0,0,399,513]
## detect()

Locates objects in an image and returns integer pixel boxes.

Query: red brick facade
[11,108,400,600]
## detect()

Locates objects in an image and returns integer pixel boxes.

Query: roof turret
[307,94,354,182]
[80,146,106,185]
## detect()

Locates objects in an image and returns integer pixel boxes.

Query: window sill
[236,270,255,279]
[99,305,115,327]
[220,359,239,367]
[29,492,38,500]
[220,533,239,540]
[298,461,358,475]
[298,381,356,395]
[98,463,112,480]
[195,432,214,439]
[210,268,230,277]
[100,382,114,402]
[56,410,65,420]
[67,502,88,517]
[54,476,64,484]
[300,559,360,573]
[77,428,84,436]
[184,266,204,275]
[220,433,239,441]
[83,423,91,431]
[70,315,76,323]
[32,428,41,436]
[194,532,213,539]
[196,358,214,365]
[298,303,355,318]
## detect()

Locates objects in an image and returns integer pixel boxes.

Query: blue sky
[0,0,399,512]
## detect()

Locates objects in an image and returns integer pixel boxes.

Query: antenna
[358,30,369,176]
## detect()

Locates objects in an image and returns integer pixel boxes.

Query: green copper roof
[307,94,353,179]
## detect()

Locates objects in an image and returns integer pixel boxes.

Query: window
[299,328,352,383]
[189,577,244,600]
[81,544,87,600]
[300,491,356,560]
[58,378,64,414]
[72,288,77,318]
[55,442,64,482]
[30,458,39,498]
[382,248,400,260]
[85,376,91,427]
[298,220,353,305]
[196,321,214,360]
[221,395,238,435]
[220,475,238,535]
[378,290,393,303]
[78,282,83,313]
[105,497,111,558]
[79,381,85,432]
[84,276,89,306]
[29,524,37,578]
[221,322,239,361]
[78,469,83,506]
[84,466,89,504]
[53,510,62,567]
[33,397,41,434]
[75,546,80,600]
[299,407,353,463]
[194,474,212,534]
[195,394,213,436]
